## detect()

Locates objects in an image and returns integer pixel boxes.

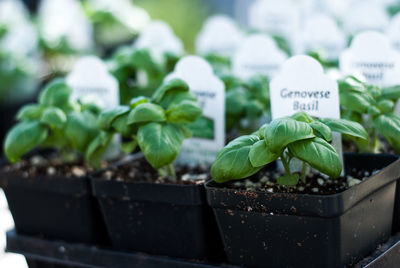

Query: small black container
[205,154,400,268]
[92,177,225,261]
[0,171,108,245]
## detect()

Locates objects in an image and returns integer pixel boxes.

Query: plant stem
[168,164,177,182]
[280,153,291,176]
[301,162,307,184]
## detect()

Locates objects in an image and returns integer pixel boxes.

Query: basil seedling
[339,76,400,153]
[98,78,202,180]
[211,112,368,186]
[223,74,270,133]
[109,46,178,104]
[4,79,112,168]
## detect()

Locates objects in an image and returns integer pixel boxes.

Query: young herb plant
[211,112,368,186]
[4,79,112,168]
[338,76,400,153]
[98,78,202,181]
[223,74,270,133]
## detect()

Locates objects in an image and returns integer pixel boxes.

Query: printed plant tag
[232,34,287,80]
[343,2,389,34]
[196,15,243,57]
[270,55,343,170]
[340,31,400,87]
[166,56,225,166]
[134,20,184,58]
[38,0,93,51]
[66,56,119,108]
[387,13,400,53]
[298,14,346,61]
[248,0,300,49]
[0,0,30,26]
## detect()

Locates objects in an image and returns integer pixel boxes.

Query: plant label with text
[340,31,400,87]
[166,56,225,166]
[232,34,287,80]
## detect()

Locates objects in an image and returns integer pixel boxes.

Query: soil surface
[101,156,209,185]
[1,153,105,178]
[219,168,380,195]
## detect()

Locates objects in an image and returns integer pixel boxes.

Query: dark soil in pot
[91,156,225,261]
[205,153,400,268]
[0,155,109,245]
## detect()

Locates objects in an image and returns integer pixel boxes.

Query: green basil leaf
[264,118,315,153]
[211,135,262,183]
[111,113,137,137]
[373,114,400,153]
[367,106,381,116]
[130,96,149,108]
[245,100,264,119]
[4,121,48,163]
[121,139,138,153]
[85,132,112,168]
[152,78,189,104]
[290,111,314,123]
[288,137,342,178]
[249,140,279,167]
[39,79,72,110]
[179,125,193,138]
[159,91,198,110]
[319,118,368,141]
[41,107,67,129]
[380,85,400,100]
[137,123,184,168]
[16,104,43,120]
[127,103,166,124]
[225,87,247,116]
[98,106,130,130]
[309,121,332,141]
[340,91,372,113]
[377,100,395,113]
[166,100,202,123]
[65,111,99,152]
[277,174,300,186]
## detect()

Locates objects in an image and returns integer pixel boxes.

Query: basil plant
[223,74,270,134]
[4,79,112,168]
[339,76,400,153]
[98,78,202,180]
[108,46,180,104]
[211,112,368,186]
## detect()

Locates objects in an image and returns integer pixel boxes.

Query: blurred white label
[166,56,225,166]
[298,14,346,61]
[232,34,287,80]
[66,56,119,109]
[0,0,29,26]
[248,0,300,49]
[340,31,400,87]
[387,14,400,53]
[196,15,243,57]
[343,2,389,34]
[134,20,184,59]
[38,0,93,51]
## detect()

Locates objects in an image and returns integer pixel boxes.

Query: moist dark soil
[1,153,105,178]
[220,167,380,195]
[101,156,209,185]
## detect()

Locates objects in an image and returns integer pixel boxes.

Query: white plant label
[270,55,343,168]
[387,14,400,53]
[38,0,93,51]
[299,14,346,61]
[248,0,300,49]
[134,20,184,59]
[66,56,119,108]
[196,15,243,57]
[166,56,225,166]
[343,2,389,34]
[232,34,287,80]
[0,0,30,26]
[340,31,400,87]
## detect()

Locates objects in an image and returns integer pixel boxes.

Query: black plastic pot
[0,170,108,245]
[205,154,400,268]
[91,176,225,261]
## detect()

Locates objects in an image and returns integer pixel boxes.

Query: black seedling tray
[5,229,400,268]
